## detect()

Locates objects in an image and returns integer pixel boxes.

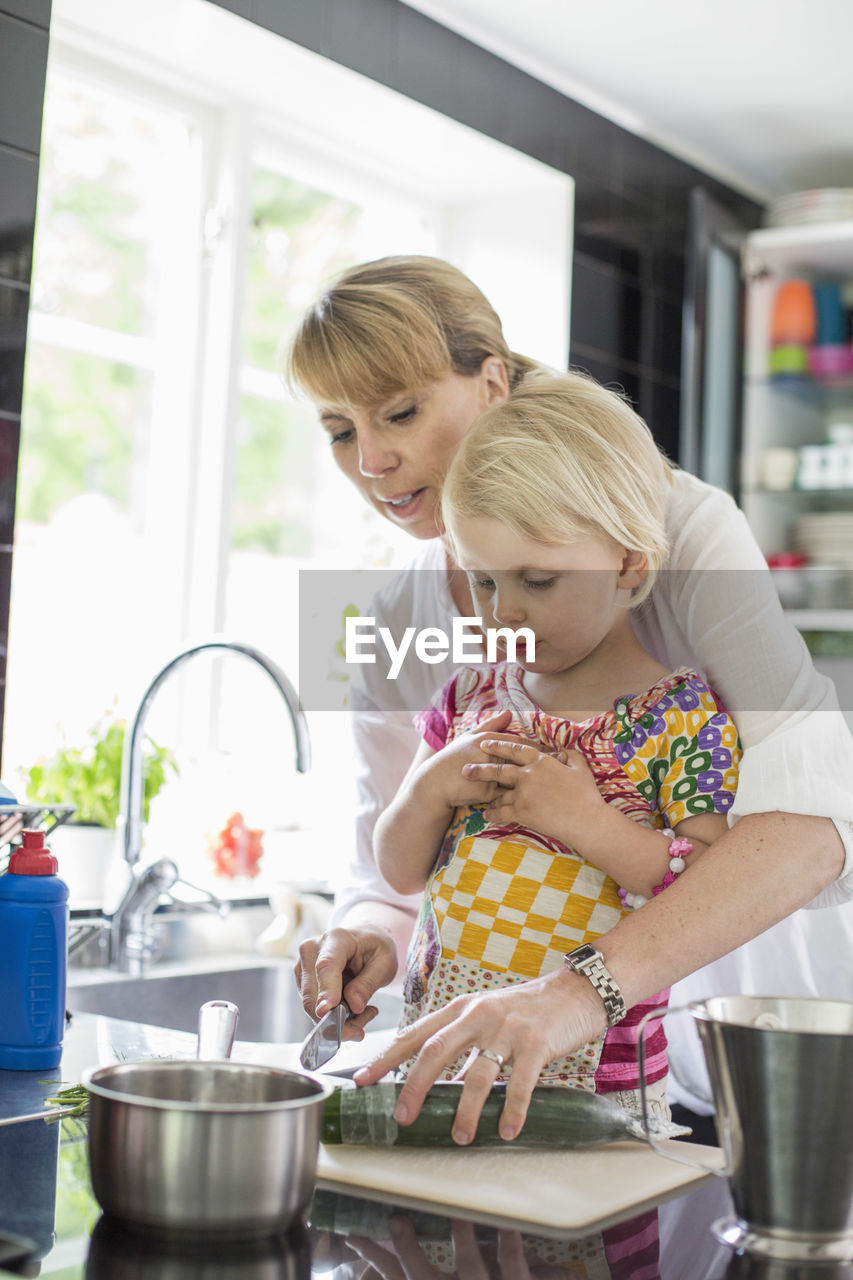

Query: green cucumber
[321,1082,644,1148]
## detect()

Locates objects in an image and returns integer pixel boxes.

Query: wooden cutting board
[316,1139,722,1237]
[245,1032,721,1235]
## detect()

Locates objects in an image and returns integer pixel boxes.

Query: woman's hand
[462,740,606,846]
[295,923,399,1030]
[353,966,607,1141]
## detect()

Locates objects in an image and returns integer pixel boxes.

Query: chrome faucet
[103,637,311,973]
[106,856,182,973]
[68,861,231,970]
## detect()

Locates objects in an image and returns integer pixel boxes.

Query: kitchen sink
[67,956,402,1044]
[68,958,313,1042]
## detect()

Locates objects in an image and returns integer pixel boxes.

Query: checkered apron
[399,825,628,1086]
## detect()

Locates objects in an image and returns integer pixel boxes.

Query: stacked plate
[767,189,853,228]
[794,511,853,567]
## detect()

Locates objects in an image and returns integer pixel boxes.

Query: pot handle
[197,1000,239,1060]
[637,1004,727,1176]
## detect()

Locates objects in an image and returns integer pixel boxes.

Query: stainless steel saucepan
[82,1001,334,1238]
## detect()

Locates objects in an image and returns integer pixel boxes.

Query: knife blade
[299,1000,352,1071]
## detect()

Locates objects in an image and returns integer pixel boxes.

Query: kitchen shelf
[744,486,853,498]
[745,219,853,276]
[745,375,853,404]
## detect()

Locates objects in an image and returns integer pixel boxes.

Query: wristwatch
[564,944,627,1027]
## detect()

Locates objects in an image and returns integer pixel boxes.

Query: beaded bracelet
[618,828,694,911]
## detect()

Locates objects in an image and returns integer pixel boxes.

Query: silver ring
[477,1048,505,1068]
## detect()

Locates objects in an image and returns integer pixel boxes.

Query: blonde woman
[290,255,853,1144]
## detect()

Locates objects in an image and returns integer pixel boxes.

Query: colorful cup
[770,279,816,346]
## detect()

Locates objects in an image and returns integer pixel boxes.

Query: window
[9,62,209,788]
[8,0,571,895]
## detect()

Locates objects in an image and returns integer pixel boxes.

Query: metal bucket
[638,995,853,1263]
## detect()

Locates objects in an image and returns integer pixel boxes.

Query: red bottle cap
[9,829,58,875]
[766,551,808,569]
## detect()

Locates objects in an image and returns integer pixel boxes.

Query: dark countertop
[0,1012,847,1280]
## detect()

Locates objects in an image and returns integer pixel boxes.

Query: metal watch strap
[564,944,627,1027]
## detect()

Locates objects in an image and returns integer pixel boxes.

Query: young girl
[374,371,741,1118]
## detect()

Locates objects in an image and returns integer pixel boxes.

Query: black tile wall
[0,1,50,765]
[202,0,251,16]
[652,295,684,382]
[649,380,682,464]
[250,0,333,54]
[0,14,50,156]
[653,229,687,300]
[0,147,40,286]
[0,1,51,25]
[616,135,672,212]
[573,186,648,283]
[569,350,641,412]
[0,417,20,548]
[571,258,644,368]
[0,283,29,418]
[0,546,10,756]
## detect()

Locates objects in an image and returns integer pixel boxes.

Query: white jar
[760,447,800,491]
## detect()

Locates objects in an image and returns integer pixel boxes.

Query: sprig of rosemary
[43,1083,89,1118]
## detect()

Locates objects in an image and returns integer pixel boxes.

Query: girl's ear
[617,549,648,592]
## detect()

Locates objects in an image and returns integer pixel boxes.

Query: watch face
[567,944,597,967]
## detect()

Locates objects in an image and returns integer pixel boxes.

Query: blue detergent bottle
[0,829,68,1070]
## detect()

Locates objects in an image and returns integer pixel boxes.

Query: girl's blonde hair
[286,255,538,407]
[442,371,673,605]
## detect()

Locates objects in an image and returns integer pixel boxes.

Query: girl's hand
[417,711,525,812]
[353,966,607,1144]
[462,740,606,845]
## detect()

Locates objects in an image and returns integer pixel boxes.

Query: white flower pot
[48,824,118,905]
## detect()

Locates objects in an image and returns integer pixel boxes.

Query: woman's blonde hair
[286,255,538,407]
[442,371,673,605]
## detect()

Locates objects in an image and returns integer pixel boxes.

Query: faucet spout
[118,638,310,871]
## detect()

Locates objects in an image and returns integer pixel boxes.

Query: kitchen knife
[299,1000,352,1071]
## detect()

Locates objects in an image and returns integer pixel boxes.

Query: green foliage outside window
[233,396,315,554]
[18,347,144,522]
[21,75,368,562]
[231,167,363,553]
[34,78,165,335]
[242,169,360,371]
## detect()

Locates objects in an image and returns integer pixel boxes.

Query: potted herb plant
[24,714,179,902]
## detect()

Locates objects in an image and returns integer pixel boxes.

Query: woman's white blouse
[334,469,853,1111]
